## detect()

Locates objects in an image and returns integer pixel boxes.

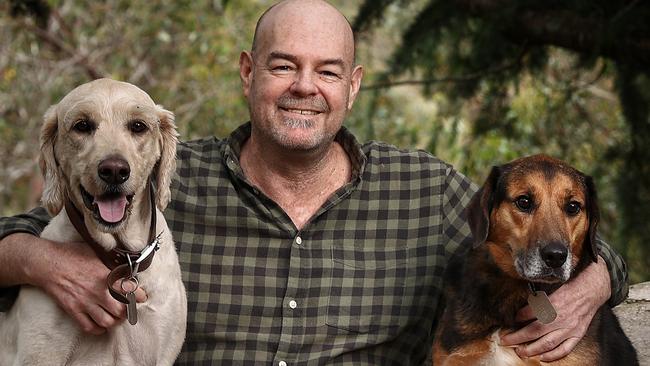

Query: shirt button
[279,361,287,366]
[295,236,302,245]
[289,300,297,309]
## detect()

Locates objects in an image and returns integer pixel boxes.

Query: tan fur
[0,79,186,365]
[487,168,589,280]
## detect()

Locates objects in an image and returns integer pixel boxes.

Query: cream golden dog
[0,78,186,365]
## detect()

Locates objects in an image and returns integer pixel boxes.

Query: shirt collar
[223,122,367,181]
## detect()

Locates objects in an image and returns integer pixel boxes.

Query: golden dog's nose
[98,156,130,185]
[540,242,568,269]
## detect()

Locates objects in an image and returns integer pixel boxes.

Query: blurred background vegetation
[0,0,648,282]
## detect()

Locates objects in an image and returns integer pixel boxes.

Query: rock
[614,281,650,365]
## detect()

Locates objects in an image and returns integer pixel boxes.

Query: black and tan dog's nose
[98,156,130,184]
[540,242,568,268]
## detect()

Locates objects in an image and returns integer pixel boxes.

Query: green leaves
[352,0,649,281]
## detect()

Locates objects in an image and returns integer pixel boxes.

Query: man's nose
[290,70,318,96]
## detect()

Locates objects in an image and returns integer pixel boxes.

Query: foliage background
[0,0,647,282]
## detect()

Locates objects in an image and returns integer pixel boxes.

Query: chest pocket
[327,239,409,333]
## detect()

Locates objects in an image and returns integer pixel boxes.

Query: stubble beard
[270,117,324,151]
[268,94,332,151]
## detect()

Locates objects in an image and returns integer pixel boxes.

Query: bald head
[251,0,356,64]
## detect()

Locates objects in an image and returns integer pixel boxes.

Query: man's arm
[596,235,629,306]
[0,207,50,309]
[0,207,145,334]
[500,237,629,361]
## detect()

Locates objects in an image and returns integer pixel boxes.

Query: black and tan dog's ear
[467,166,501,248]
[39,105,65,216]
[154,105,178,210]
[585,175,600,262]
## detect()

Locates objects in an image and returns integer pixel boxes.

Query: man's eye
[73,119,94,133]
[321,71,338,77]
[272,65,291,72]
[129,120,148,134]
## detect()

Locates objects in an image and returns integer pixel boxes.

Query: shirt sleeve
[596,235,629,307]
[441,165,479,257]
[0,206,51,311]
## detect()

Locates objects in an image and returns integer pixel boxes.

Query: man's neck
[240,134,352,229]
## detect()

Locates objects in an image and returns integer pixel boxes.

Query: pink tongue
[94,195,127,223]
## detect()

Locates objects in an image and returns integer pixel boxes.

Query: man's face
[240,4,363,151]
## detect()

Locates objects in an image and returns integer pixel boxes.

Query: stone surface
[614,281,650,366]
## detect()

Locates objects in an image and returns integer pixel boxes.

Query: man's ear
[347,65,364,111]
[39,105,65,215]
[466,166,501,248]
[239,51,254,99]
[584,175,600,262]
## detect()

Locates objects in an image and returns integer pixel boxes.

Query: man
[0,0,629,364]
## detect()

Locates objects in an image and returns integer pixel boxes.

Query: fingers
[538,337,581,362]
[500,321,543,346]
[134,287,148,303]
[512,328,564,358]
[63,290,126,334]
[101,291,127,318]
[496,259,609,362]
[38,241,131,333]
[71,303,124,335]
[114,277,148,303]
[501,322,582,360]
[30,239,150,334]
[72,311,106,335]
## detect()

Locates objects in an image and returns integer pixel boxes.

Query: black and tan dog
[432,155,637,365]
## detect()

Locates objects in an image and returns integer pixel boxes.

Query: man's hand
[500,256,611,361]
[3,233,146,334]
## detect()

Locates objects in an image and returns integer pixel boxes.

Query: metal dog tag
[528,290,557,324]
[126,292,138,325]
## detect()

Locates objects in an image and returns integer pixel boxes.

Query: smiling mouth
[280,107,321,115]
[80,185,134,226]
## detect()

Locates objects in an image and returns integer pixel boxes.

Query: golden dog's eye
[514,195,533,212]
[566,201,582,215]
[129,120,148,134]
[73,119,94,133]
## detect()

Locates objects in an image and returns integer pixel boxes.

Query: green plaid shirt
[0,122,628,365]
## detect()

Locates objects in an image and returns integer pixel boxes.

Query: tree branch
[452,0,650,66]
[24,21,105,79]
[361,47,525,91]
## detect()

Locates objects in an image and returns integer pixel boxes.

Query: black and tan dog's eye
[73,119,94,133]
[128,120,148,134]
[514,195,533,212]
[566,201,582,215]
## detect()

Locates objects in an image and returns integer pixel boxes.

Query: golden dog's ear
[154,105,178,210]
[584,175,600,262]
[466,166,501,248]
[39,105,65,215]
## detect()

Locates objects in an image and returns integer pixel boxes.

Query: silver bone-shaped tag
[126,291,138,325]
[121,277,139,325]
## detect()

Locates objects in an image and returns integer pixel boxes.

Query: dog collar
[105,233,162,305]
[65,180,160,305]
